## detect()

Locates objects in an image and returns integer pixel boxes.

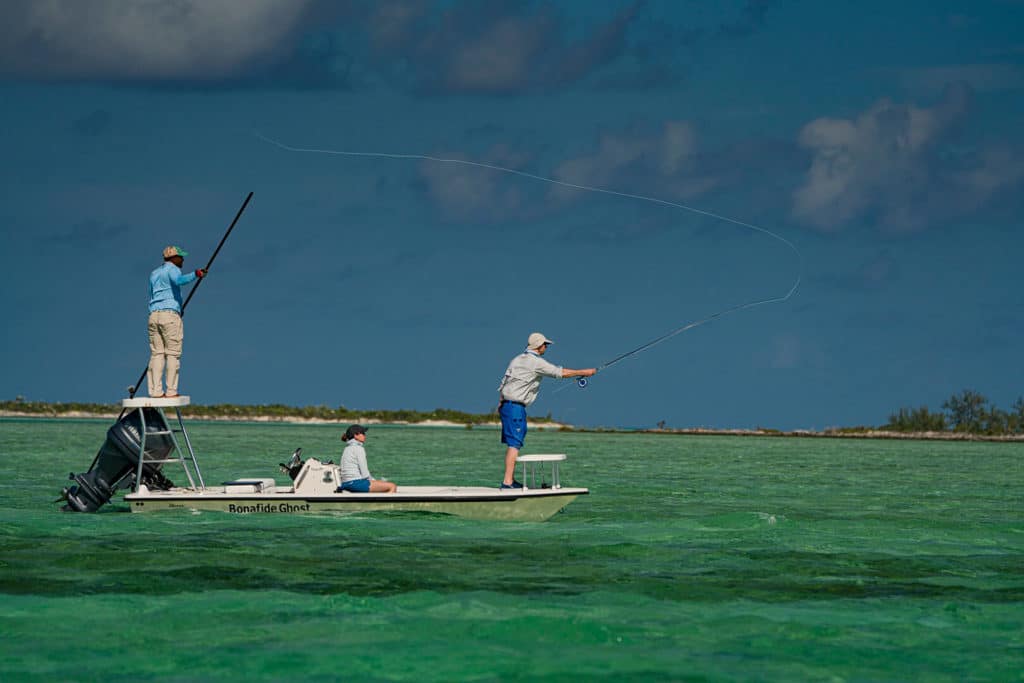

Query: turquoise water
[1,419,1021,682]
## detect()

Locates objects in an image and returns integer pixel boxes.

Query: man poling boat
[146,245,206,399]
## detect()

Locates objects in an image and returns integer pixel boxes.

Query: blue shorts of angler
[499,400,527,449]
[337,478,370,493]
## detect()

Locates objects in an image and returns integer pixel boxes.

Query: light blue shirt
[148,262,197,313]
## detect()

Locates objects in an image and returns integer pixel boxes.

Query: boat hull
[124,486,587,522]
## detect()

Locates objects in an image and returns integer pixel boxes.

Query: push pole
[128,192,254,398]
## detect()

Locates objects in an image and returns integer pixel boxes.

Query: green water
[1,419,1021,682]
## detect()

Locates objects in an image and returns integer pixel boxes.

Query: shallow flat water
[1,419,1021,681]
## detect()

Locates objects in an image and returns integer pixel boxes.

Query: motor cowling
[61,408,176,512]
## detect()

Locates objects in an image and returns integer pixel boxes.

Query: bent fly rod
[126,191,254,399]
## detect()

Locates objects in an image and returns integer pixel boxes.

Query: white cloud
[552,121,718,202]
[417,146,533,222]
[445,15,550,92]
[413,121,723,225]
[414,121,722,227]
[0,0,314,80]
[364,1,641,94]
[792,83,1023,232]
[0,0,644,92]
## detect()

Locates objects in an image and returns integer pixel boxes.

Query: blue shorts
[338,478,370,493]
[499,401,527,449]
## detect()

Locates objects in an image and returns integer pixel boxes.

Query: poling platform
[121,396,191,408]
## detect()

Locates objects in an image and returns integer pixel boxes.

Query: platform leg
[175,408,204,489]
[134,408,147,492]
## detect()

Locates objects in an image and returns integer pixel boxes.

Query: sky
[1,0,1022,430]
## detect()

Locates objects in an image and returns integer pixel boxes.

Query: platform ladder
[122,396,205,492]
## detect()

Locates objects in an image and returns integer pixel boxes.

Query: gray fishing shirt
[339,439,371,482]
[498,350,563,406]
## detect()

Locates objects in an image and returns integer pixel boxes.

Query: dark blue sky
[2,0,1022,429]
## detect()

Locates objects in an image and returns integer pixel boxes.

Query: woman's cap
[344,424,368,440]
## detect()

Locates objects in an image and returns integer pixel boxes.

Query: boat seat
[221,478,275,493]
[515,454,566,490]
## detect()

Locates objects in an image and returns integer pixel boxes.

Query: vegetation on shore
[3,388,1022,439]
[881,389,1024,436]
[0,397,558,427]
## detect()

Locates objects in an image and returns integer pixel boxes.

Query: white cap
[526,332,554,350]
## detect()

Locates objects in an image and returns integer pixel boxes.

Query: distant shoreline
[2,409,1022,442]
[0,408,558,430]
[636,427,1024,442]
[0,409,507,429]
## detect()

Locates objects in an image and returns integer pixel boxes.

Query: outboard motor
[61,407,176,512]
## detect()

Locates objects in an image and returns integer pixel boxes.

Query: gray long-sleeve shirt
[339,439,371,482]
[498,350,563,406]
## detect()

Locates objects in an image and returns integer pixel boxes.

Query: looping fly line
[256,132,802,388]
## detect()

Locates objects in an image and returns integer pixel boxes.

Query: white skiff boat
[63,396,588,522]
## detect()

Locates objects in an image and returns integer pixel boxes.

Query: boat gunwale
[125,488,589,504]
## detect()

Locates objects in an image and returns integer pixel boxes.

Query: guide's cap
[343,424,368,440]
[527,332,554,350]
[162,245,188,259]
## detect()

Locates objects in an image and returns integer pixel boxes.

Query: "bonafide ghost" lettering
[226,502,313,514]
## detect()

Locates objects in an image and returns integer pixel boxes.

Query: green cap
[162,245,189,258]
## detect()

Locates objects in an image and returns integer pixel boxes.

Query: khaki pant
[147,310,184,397]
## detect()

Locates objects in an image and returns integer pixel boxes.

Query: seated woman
[337,424,397,493]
